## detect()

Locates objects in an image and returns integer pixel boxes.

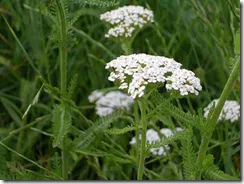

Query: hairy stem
[195,60,240,179]
[55,0,68,179]
[137,100,147,180]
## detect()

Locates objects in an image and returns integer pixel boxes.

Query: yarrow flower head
[88,90,134,117]
[204,99,240,123]
[100,5,153,38]
[105,53,202,99]
[130,127,183,156]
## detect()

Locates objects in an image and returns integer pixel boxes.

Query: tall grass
[0,0,240,180]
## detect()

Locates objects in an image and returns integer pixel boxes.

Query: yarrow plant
[130,128,183,156]
[100,5,154,38]
[105,53,202,98]
[203,99,240,123]
[0,0,240,181]
[105,53,204,180]
[88,90,134,117]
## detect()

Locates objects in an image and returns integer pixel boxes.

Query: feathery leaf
[73,112,122,151]
[202,165,239,180]
[68,73,78,98]
[52,104,72,148]
[149,92,204,131]
[148,130,185,149]
[105,125,137,135]
[180,128,197,180]
[72,0,119,7]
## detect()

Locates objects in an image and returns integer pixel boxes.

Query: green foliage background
[0,0,240,180]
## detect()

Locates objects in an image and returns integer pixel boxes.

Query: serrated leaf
[68,73,78,98]
[180,128,196,180]
[74,149,108,157]
[73,112,122,151]
[202,165,239,180]
[149,92,203,131]
[148,130,185,149]
[105,125,137,135]
[51,152,62,179]
[72,0,119,7]
[52,104,72,147]
[202,154,214,169]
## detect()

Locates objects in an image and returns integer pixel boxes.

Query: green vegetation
[0,0,240,180]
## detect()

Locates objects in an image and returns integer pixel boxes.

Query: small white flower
[106,53,202,98]
[88,90,134,117]
[129,137,136,145]
[88,90,104,103]
[130,128,180,156]
[160,128,173,137]
[204,99,240,123]
[100,5,154,38]
[175,127,183,132]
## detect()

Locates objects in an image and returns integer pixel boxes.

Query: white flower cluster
[130,127,183,156]
[106,54,202,98]
[88,90,104,103]
[204,99,240,123]
[88,90,134,117]
[100,5,153,38]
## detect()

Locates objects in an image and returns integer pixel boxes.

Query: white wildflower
[130,128,170,156]
[204,99,240,123]
[175,127,183,132]
[100,5,154,38]
[88,90,134,117]
[106,53,202,98]
[160,128,173,137]
[129,137,137,145]
[88,90,104,103]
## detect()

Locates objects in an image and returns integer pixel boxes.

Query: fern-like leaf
[105,125,137,135]
[52,104,72,148]
[73,112,122,151]
[148,130,185,149]
[202,165,239,180]
[72,0,119,7]
[149,92,203,131]
[180,128,197,180]
[68,73,78,98]
[51,152,62,179]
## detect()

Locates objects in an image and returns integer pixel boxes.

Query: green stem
[133,102,140,167]
[195,60,240,179]
[62,140,68,179]
[55,0,68,179]
[121,40,132,55]
[55,0,67,95]
[137,100,147,180]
